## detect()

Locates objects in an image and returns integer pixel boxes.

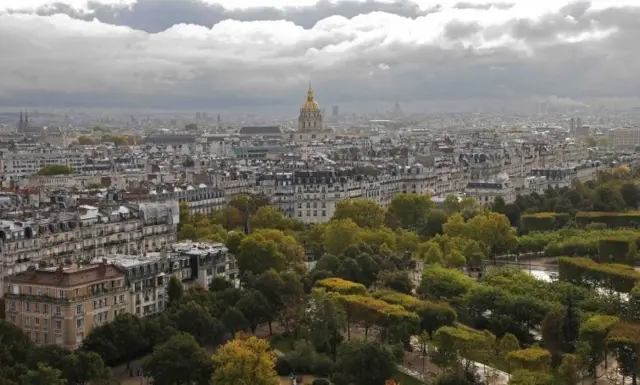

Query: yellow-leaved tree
[211,333,280,385]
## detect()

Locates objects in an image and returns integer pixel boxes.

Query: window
[35,318,40,326]
[76,318,84,330]
[58,290,64,299]
[25,317,30,327]
[25,302,31,312]
[34,303,39,312]
[76,304,84,315]
[54,321,61,331]
[43,304,48,314]
[54,306,61,316]
[9,301,15,311]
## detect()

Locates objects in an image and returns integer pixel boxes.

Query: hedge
[558,257,640,293]
[576,212,640,229]
[507,346,552,372]
[316,277,367,295]
[521,213,570,233]
[597,238,637,264]
[373,289,457,335]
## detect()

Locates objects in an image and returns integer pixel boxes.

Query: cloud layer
[1,0,640,110]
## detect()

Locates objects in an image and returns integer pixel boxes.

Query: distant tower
[298,83,322,131]
[18,112,23,131]
[332,105,339,117]
[393,102,403,117]
[217,114,221,124]
[24,112,29,129]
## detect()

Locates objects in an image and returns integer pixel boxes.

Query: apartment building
[171,241,236,288]
[4,262,128,349]
[1,152,86,180]
[608,127,640,150]
[98,254,169,317]
[0,201,179,296]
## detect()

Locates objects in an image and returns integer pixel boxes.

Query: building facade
[4,262,128,349]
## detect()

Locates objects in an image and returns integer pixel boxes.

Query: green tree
[236,229,305,278]
[308,289,347,361]
[418,264,474,301]
[558,354,583,385]
[20,364,67,385]
[143,333,212,385]
[37,164,73,175]
[236,290,272,334]
[332,199,386,228]
[222,307,250,335]
[498,333,520,359]
[375,270,413,294]
[443,213,467,238]
[171,301,223,345]
[385,193,434,230]
[331,340,396,385]
[167,276,184,306]
[466,212,517,258]
[323,219,363,255]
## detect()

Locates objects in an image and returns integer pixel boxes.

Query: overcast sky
[1,0,639,110]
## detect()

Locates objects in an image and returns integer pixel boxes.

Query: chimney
[55,265,64,281]
[99,258,108,275]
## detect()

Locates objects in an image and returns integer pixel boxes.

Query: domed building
[288,84,334,142]
[298,84,323,131]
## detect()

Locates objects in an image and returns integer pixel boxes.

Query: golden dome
[300,84,320,112]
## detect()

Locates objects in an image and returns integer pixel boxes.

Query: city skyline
[1,0,640,110]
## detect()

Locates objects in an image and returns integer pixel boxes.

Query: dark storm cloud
[12,0,431,32]
[1,1,640,110]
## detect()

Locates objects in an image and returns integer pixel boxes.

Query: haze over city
[2,0,640,112]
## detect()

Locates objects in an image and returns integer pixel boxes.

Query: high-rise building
[332,105,339,117]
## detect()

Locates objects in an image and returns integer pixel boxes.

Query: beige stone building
[4,262,128,349]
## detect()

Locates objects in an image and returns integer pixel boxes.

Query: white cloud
[0,0,639,109]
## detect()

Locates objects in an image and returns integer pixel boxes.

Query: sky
[1,0,640,111]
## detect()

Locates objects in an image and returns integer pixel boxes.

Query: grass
[393,370,426,385]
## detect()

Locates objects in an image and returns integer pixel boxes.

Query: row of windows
[298,210,327,218]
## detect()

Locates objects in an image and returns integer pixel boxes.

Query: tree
[375,270,413,294]
[498,333,520,359]
[20,364,67,385]
[236,290,272,334]
[465,212,517,258]
[332,199,386,228]
[249,206,301,232]
[386,193,434,230]
[423,209,448,237]
[143,333,212,385]
[308,289,347,361]
[445,249,466,269]
[509,370,554,385]
[236,229,305,278]
[418,264,474,301]
[212,334,279,385]
[37,164,73,175]
[323,219,363,255]
[209,276,233,292]
[112,313,148,370]
[558,354,583,385]
[443,213,467,238]
[331,340,396,385]
[222,307,250,335]
[172,301,222,345]
[621,183,640,209]
[167,276,184,306]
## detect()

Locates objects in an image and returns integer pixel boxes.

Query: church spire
[307,82,314,102]
[24,112,28,128]
[18,112,23,131]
